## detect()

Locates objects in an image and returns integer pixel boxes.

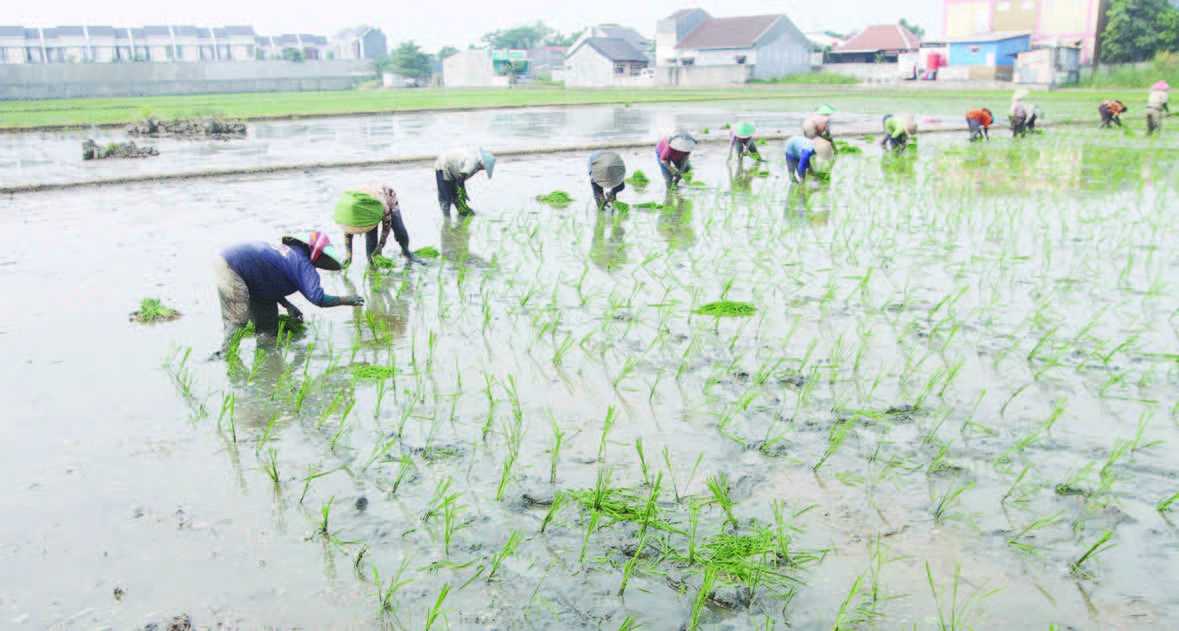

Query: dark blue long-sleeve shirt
[222,242,332,306]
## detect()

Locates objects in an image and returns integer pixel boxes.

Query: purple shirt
[222,241,329,306]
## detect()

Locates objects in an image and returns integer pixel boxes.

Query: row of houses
[0,24,387,64]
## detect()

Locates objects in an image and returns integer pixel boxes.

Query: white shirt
[434,149,482,181]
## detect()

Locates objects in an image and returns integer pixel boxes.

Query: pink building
[943,0,1109,63]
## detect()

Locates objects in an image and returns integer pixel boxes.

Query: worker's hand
[287,308,304,322]
[342,295,365,307]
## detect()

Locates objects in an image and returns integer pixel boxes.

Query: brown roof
[676,15,783,50]
[835,24,921,53]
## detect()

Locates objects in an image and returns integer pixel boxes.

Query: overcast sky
[6,1,943,51]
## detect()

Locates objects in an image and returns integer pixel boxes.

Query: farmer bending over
[727,122,762,164]
[880,114,917,152]
[1147,81,1170,135]
[1098,100,1127,128]
[656,132,697,189]
[434,148,496,217]
[966,108,993,141]
[334,185,420,267]
[785,136,834,183]
[1010,90,1041,137]
[803,105,835,143]
[215,231,363,348]
[588,150,627,211]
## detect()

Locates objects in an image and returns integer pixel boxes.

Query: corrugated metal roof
[224,25,256,36]
[0,26,25,37]
[55,26,85,36]
[143,25,172,36]
[675,15,783,50]
[835,24,921,53]
[87,26,118,36]
[580,37,648,62]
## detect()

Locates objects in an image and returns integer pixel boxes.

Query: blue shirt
[785,136,816,178]
[222,241,329,306]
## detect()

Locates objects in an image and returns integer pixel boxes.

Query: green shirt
[333,191,386,228]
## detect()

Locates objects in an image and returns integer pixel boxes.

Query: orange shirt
[1102,100,1126,115]
[966,109,993,127]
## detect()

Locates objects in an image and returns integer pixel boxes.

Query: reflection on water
[657,194,696,250]
[590,211,628,272]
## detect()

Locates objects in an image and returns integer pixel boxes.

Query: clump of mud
[127,117,247,139]
[82,139,158,160]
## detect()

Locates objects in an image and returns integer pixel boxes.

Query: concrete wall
[0,59,374,100]
[564,45,616,87]
[655,64,751,86]
[819,63,906,82]
[750,19,812,80]
[443,50,509,88]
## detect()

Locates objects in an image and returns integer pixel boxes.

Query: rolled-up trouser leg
[591,182,606,208]
[435,170,454,216]
[967,118,982,140]
[215,256,250,347]
[1147,109,1162,135]
[365,226,379,258]
[249,296,280,345]
[785,156,800,179]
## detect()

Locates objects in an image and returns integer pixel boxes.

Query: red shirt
[966,109,993,127]
[656,137,690,164]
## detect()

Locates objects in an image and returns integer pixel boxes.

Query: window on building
[970,46,981,53]
[681,57,695,66]
[630,63,643,76]
[614,62,625,74]
[735,55,747,65]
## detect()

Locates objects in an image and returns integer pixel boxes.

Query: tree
[437,46,460,61]
[544,28,584,47]
[1100,0,1179,63]
[481,21,554,49]
[899,18,925,39]
[386,41,433,79]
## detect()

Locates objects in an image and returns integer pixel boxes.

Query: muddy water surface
[2,128,1179,630]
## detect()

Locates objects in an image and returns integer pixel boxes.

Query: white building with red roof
[828,24,922,63]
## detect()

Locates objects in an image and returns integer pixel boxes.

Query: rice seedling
[694,301,757,317]
[1069,530,1115,578]
[1157,492,1179,513]
[262,447,280,488]
[373,557,412,618]
[130,297,181,323]
[626,169,650,189]
[1007,512,1063,555]
[487,530,522,580]
[390,453,415,496]
[549,419,563,483]
[925,562,996,631]
[414,245,441,259]
[598,405,617,462]
[423,583,450,631]
[536,191,574,207]
[931,480,974,523]
[618,616,639,631]
[706,474,738,530]
[687,567,717,631]
[316,496,335,540]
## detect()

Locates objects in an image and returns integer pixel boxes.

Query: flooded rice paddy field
[0,95,1027,189]
[3,126,1179,630]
